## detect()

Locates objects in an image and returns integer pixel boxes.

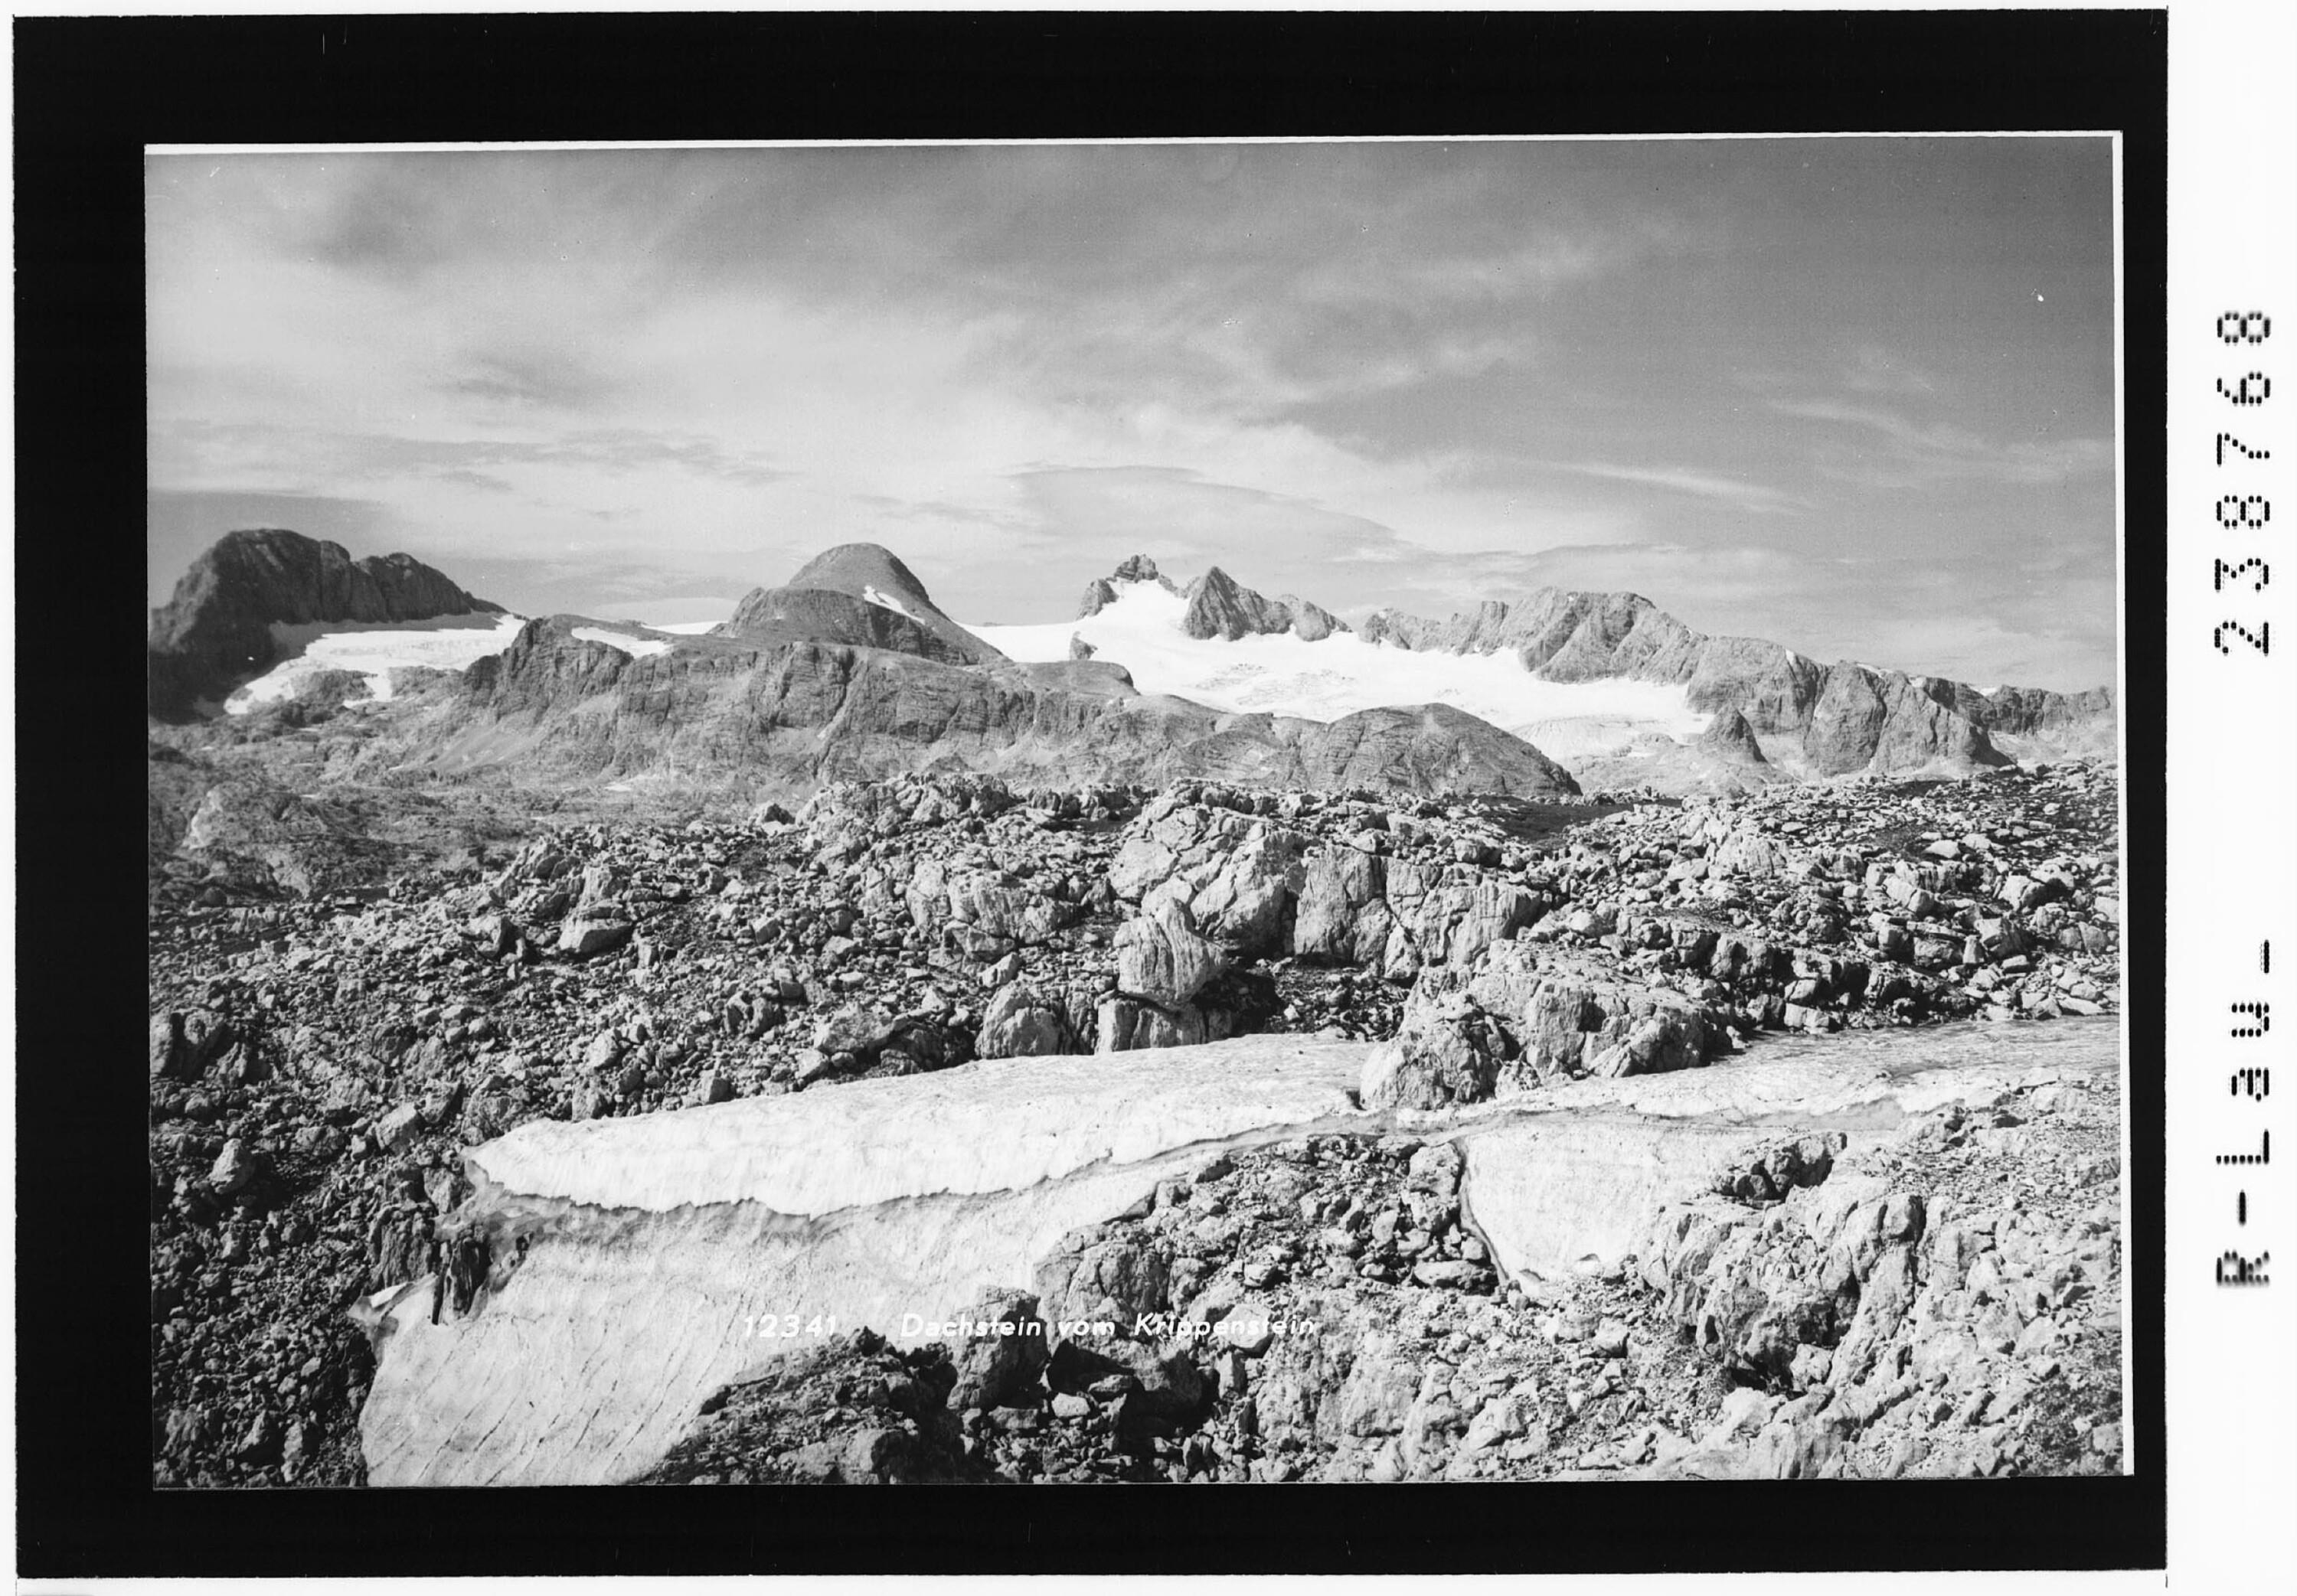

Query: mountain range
[147,530,2115,798]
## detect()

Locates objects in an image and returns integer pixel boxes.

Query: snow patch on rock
[570,626,674,658]
[861,583,917,619]
[227,612,528,713]
[470,1040,1366,1215]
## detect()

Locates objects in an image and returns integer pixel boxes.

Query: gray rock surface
[714,544,1005,667]
[1115,896,1227,1006]
[1698,706,1769,765]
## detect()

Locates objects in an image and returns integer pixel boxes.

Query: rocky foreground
[640,1055,2122,1484]
[148,759,2122,1487]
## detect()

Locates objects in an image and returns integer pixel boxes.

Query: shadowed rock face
[1698,707,1769,765]
[1183,566,1293,641]
[1801,663,2006,776]
[462,618,638,713]
[715,543,1005,667]
[1180,566,1351,642]
[148,529,500,720]
[1683,637,1827,734]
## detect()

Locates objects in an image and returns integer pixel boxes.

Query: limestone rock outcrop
[1697,707,1769,765]
[1801,662,2004,776]
[1115,896,1227,1007]
[1361,942,1730,1110]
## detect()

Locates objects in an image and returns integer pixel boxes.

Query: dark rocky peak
[1176,566,1351,643]
[1182,566,1295,641]
[1081,555,1184,616]
[148,528,499,722]
[716,543,1004,667]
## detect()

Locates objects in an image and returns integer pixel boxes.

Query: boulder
[1096,996,1209,1053]
[1292,847,1395,966]
[1034,1222,1173,1340]
[812,1002,901,1060]
[943,1288,1051,1412]
[207,1138,261,1196]
[1107,801,1306,955]
[975,985,1083,1059]
[946,870,1071,946]
[377,1103,424,1152]
[1364,942,1727,1108]
[556,915,633,958]
[1115,897,1227,1006]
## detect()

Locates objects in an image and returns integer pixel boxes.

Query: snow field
[966,579,1707,759]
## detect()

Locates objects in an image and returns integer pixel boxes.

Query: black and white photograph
[141,133,2131,1495]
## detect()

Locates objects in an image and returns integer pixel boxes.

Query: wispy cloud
[1769,398,2111,487]
[443,347,624,412]
[1546,461,1811,515]
[146,139,2119,689]
[1842,343,1938,396]
[154,419,793,493]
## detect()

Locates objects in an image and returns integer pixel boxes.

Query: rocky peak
[1077,579,1119,619]
[717,543,1004,667]
[1176,566,1353,643]
[782,543,940,615]
[1277,595,1348,642]
[149,528,500,722]
[1182,566,1292,641]
[1080,554,1185,617]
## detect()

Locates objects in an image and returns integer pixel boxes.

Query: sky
[148,139,2119,689]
